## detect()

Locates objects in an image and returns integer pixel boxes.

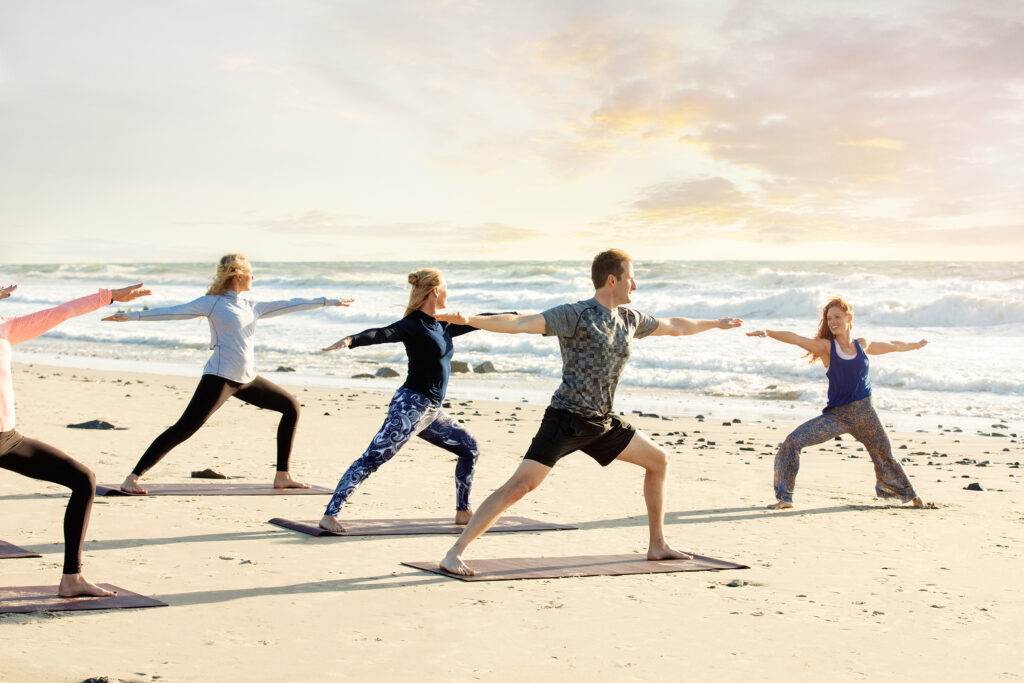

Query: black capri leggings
[131,374,300,477]
[0,430,96,574]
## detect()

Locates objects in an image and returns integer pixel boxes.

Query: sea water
[2,260,1021,430]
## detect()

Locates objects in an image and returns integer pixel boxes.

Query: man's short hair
[591,249,632,289]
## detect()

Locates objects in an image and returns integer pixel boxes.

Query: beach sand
[2,363,1022,681]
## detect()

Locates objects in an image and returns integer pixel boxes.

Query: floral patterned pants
[325,387,479,515]
[774,397,917,504]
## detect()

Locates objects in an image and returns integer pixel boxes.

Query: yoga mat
[402,553,749,582]
[0,540,41,559]
[0,584,168,614]
[268,516,578,537]
[97,483,332,496]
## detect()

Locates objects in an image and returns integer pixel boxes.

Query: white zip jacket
[124,291,340,383]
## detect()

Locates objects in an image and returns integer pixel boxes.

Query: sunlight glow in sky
[2,0,1022,262]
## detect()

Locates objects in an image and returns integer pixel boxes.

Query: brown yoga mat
[96,483,332,496]
[0,540,41,559]
[268,516,578,537]
[402,553,749,581]
[0,584,168,614]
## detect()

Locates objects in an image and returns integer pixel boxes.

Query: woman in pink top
[0,282,150,597]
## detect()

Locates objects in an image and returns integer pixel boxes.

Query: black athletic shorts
[523,407,637,468]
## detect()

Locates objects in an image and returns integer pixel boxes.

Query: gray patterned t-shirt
[541,298,659,417]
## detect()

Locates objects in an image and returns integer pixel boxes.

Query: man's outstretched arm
[648,316,743,336]
[435,312,546,335]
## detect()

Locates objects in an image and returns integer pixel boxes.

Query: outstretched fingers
[111,283,152,303]
[0,284,17,299]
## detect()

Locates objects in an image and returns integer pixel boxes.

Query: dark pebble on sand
[726,579,745,587]
[450,360,470,373]
[964,482,984,491]
[473,361,497,373]
[351,373,375,379]
[67,419,117,430]
[375,367,400,378]
[274,366,295,372]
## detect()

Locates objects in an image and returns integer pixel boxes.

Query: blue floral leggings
[325,387,479,516]
[774,397,918,504]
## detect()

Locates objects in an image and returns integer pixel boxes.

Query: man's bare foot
[319,515,346,534]
[767,501,793,509]
[440,548,474,576]
[911,496,925,508]
[647,542,693,561]
[454,509,473,525]
[274,471,311,489]
[58,573,116,598]
[120,474,147,494]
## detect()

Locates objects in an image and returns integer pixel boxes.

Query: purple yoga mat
[268,516,577,537]
[97,483,332,496]
[0,540,41,559]
[0,584,168,614]
[402,553,749,581]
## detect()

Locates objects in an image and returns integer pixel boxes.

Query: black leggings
[0,430,95,574]
[132,374,300,477]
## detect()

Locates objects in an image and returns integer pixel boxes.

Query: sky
[2,0,1023,263]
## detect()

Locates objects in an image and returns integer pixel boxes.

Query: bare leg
[58,573,116,598]
[614,431,691,560]
[440,459,550,575]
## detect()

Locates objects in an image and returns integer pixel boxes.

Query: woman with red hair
[748,297,927,509]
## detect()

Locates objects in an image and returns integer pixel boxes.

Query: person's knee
[457,437,479,462]
[282,394,300,419]
[505,475,540,501]
[646,447,670,475]
[780,435,801,455]
[69,464,96,495]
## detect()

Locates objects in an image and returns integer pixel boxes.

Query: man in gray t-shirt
[435,249,743,576]
[543,298,659,418]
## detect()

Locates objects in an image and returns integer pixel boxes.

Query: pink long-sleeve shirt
[0,289,111,432]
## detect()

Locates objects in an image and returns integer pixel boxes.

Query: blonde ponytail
[207,253,251,295]
[404,268,443,316]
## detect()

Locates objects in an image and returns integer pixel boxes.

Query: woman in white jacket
[105,253,351,494]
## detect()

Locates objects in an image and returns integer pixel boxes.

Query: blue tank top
[824,339,872,410]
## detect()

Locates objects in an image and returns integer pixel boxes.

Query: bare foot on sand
[455,509,473,525]
[58,573,116,598]
[767,501,793,509]
[120,474,147,494]
[319,515,345,533]
[648,542,692,561]
[440,548,474,576]
[274,471,311,489]
[911,497,925,508]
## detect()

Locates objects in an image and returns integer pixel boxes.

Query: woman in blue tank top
[318,268,492,533]
[747,297,928,509]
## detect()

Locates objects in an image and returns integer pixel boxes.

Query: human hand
[111,283,152,303]
[0,284,16,300]
[323,336,353,351]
